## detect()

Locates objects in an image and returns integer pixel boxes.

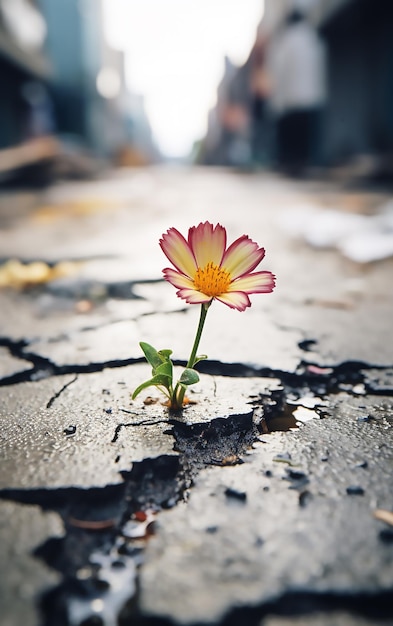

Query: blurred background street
[0,0,392,180]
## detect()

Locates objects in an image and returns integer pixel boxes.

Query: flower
[160,222,275,311]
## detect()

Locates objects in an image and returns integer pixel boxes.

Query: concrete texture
[0,167,392,626]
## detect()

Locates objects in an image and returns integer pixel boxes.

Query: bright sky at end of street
[102,0,265,157]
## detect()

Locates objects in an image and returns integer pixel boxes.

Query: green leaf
[179,368,200,386]
[194,354,208,365]
[155,360,173,380]
[132,374,171,400]
[158,349,173,359]
[139,342,163,370]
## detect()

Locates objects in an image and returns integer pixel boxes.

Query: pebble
[379,528,393,544]
[224,487,247,502]
[64,425,77,436]
[346,485,365,496]
[357,415,371,423]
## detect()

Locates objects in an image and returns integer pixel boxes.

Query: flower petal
[221,236,265,279]
[163,268,195,290]
[160,228,197,277]
[176,288,213,305]
[188,222,226,269]
[215,291,251,311]
[229,271,276,294]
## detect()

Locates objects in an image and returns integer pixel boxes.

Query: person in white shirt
[268,9,327,175]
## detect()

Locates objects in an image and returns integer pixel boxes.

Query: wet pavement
[0,166,392,626]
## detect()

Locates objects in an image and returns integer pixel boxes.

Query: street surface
[0,166,392,626]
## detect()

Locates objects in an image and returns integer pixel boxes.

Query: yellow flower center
[194,261,231,297]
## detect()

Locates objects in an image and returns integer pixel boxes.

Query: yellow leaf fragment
[374,509,393,527]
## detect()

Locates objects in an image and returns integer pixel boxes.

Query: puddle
[262,392,327,433]
[264,402,299,432]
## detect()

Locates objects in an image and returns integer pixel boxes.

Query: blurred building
[121,91,160,165]
[316,0,393,170]
[0,0,49,149]
[0,0,157,182]
[39,0,136,158]
[200,56,252,166]
[201,0,393,177]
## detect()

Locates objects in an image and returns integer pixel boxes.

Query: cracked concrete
[139,391,393,624]
[0,167,392,626]
[0,501,62,626]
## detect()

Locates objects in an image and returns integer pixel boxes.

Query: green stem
[172,301,210,409]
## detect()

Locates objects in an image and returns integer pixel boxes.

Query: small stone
[379,528,393,544]
[352,383,366,395]
[64,425,76,436]
[206,526,218,534]
[286,468,307,481]
[346,485,365,496]
[273,452,292,463]
[76,567,92,580]
[224,487,247,502]
[355,460,368,469]
[299,490,313,508]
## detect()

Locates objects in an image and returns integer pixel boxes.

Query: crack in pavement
[46,375,78,409]
[212,589,393,626]
[2,397,393,625]
[0,336,145,386]
[1,365,393,625]
[1,333,393,625]
[0,407,261,625]
[0,454,186,626]
[1,334,393,397]
[112,418,172,443]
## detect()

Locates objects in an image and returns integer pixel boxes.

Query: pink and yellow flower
[160,222,275,311]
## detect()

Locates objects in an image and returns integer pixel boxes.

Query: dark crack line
[0,410,259,625]
[218,588,393,626]
[1,335,393,398]
[0,454,184,626]
[43,306,189,342]
[46,375,78,409]
[0,335,147,386]
[198,358,393,397]
[112,418,171,443]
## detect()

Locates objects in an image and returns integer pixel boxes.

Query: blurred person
[268,9,327,176]
[249,31,271,166]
